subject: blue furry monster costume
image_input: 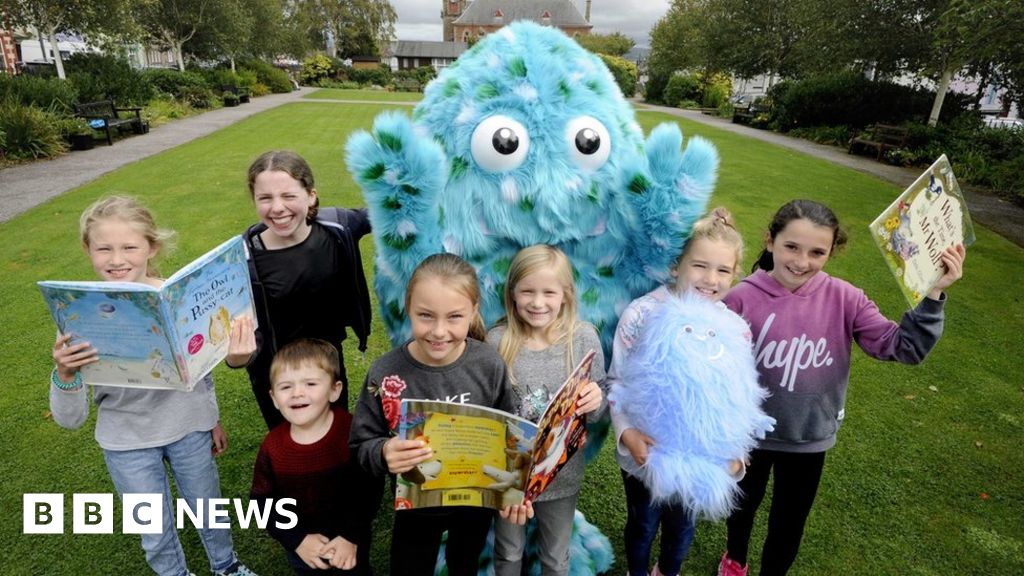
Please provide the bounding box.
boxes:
[609,292,775,520]
[346,21,718,358]
[345,21,717,575]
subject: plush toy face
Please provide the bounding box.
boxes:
[347,21,719,356]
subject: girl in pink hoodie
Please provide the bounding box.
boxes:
[717,199,965,576]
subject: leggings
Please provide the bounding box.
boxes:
[725,449,826,576]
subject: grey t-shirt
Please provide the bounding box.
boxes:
[486,323,606,501]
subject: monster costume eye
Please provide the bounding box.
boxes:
[707,329,716,338]
[682,325,694,334]
[565,116,611,173]
[471,115,530,172]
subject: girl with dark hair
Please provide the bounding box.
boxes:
[717,199,966,576]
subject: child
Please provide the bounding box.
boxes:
[349,253,518,576]
[227,150,372,429]
[487,244,606,576]
[250,338,378,575]
[717,199,966,576]
[608,207,748,576]
[49,196,256,576]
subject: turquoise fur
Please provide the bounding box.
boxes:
[609,293,775,520]
[346,22,718,357]
[433,510,613,576]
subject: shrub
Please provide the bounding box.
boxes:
[143,95,193,126]
[64,53,152,105]
[178,85,214,109]
[249,83,271,97]
[663,73,701,108]
[700,72,732,108]
[644,65,671,103]
[597,54,638,97]
[347,65,392,87]
[0,102,65,159]
[239,59,292,93]
[787,125,854,146]
[0,74,78,114]
[393,66,437,89]
[301,54,334,84]
[141,68,210,100]
[768,71,972,131]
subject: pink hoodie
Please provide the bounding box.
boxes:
[724,270,945,453]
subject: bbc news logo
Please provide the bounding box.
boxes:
[23,494,297,534]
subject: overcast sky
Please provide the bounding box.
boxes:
[389,1,672,48]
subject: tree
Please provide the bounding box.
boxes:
[295,0,396,58]
[646,0,714,102]
[134,0,218,71]
[5,0,133,79]
[576,32,635,57]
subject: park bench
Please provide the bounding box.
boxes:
[74,100,145,146]
[221,85,250,103]
[732,101,767,126]
[394,78,421,92]
[848,124,910,161]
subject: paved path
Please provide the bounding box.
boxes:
[2,93,1020,248]
[636,102,1024,248]
[0,88,311,223]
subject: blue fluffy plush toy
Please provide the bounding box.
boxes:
[609,292,775,520]
[346,21,717,357]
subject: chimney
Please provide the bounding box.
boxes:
[585,0,592,22]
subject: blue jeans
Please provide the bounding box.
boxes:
[622,471,696,576]
[493,493,578,576]
[104,430,237,576]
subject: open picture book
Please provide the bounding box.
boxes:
[394,350,597,511]
[38,235,255,391]
[868,154,976,308]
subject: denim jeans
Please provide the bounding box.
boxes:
[104,430,237,576]
[622,471,696,576]
[493,493,578,576]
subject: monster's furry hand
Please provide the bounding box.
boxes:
[347,111,447,272]
[622,123,719,289]
[346,112,448,342]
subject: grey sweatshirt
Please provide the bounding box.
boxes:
[486,323,606,501]
[49,373,219,451]
[350,338,513,478]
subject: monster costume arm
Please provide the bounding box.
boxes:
[619,124,719,294]
[345,112,448,342]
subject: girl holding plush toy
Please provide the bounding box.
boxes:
[717,199,965,576]
[608,207,773,576]
[488,244,606,576]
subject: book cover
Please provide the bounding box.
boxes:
[394,350,596,511]
[38,235,255,391]
[868,155,975,308]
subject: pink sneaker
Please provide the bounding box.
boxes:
[717,552,748,576]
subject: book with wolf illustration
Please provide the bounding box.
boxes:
[868,155,975,308]
[38,235,255,391]
[394,350,596,511]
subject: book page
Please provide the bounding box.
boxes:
[396,400,537,511]
[523,349,596,503]
[869,155,976,308]
[37,283,183,389]
[161,236,256,388]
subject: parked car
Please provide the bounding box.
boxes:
[983,116,1024,130]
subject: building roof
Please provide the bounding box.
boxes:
[454,0,590,28]
[388,40,468,59]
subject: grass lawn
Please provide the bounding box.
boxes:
[304,88,423,103]
[1,101,1021,575]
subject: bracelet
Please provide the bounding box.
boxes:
[51,368,83,390]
